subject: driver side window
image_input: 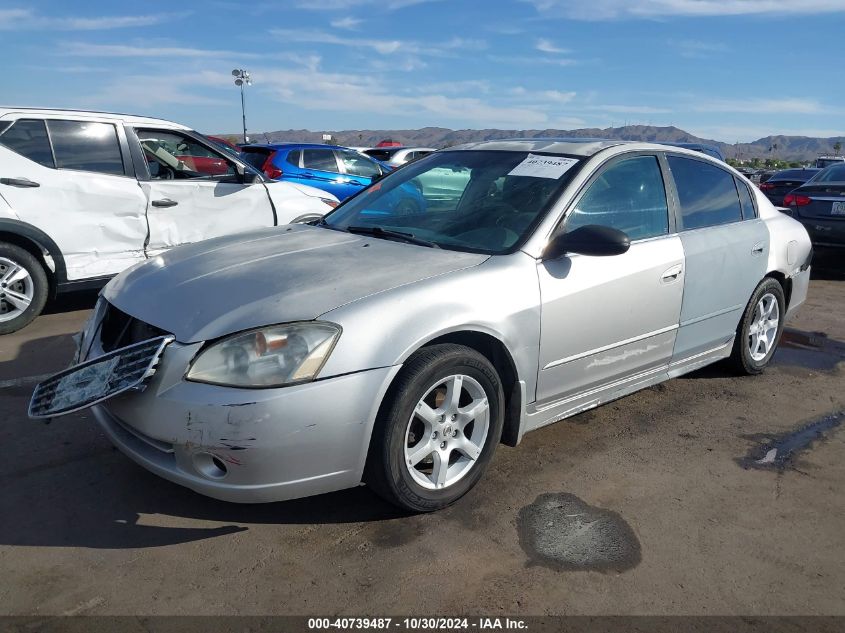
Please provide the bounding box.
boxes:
[565,155,669,241]
[137,129,235,180]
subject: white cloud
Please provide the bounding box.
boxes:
[80,71,232,108]
[0,8,181,30]
[270,28,485,56]
[669,38,729,58]
[292,0,443,10]
[331,17,363,29]
[488,54,578,67]
[535,38,570,54]
[61,42,259,60]
[690,98,834,115]
[524,0,845,19]
[584,104,673,114]
[686,124,845,143]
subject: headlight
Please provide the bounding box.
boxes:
[186,322,341,388]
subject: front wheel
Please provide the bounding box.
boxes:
[729,277,785,375]
[365,344,504,512]
[0,243,49,335]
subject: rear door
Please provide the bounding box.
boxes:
[297,148,352,199]
[666,154,768,363]
[336,149,382,196]
[131,128,275,255]
[0,115,147,280]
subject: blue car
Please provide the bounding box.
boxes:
[240,143,426,213]
[241,143,375,196]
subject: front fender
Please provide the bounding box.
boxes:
[317,252,543,404]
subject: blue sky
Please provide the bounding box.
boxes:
[1,0,844,142]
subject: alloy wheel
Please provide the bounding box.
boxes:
[748,292,780,362]
[403,374,490,490]
[0,257,34,323]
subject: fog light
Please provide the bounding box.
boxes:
[193,452,228,479]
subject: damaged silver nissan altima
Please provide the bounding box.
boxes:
[30,139,813,512]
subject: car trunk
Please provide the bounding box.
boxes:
[793,183,845,220]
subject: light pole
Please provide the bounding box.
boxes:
[232,69,251,143]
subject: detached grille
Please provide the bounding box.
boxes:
[29,336,173,419]
[100,303,169,352]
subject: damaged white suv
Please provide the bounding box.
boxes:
[0,108,338,333]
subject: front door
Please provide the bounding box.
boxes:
[536,154,684,405]
[0,116,148,280]
[133,128,275,255]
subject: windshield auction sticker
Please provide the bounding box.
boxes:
[508,153,579,179]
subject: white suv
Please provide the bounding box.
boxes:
[0,108,337,333]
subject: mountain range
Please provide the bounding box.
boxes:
[234,125,844,162]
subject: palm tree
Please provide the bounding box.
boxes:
[835,141,842,156]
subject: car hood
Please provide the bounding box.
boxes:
[103,224,488,343]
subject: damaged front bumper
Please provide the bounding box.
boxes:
[94,339,400,503]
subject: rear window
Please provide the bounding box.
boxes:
[0,119,55,168]
[240,148,272,170]
[770,169,816,181]
[302,149,339,172]
[47,120,124,176]
[814,164,845,183]
[668,155,743,230]
[735,177,757,219]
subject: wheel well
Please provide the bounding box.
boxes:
[765,271,792,308]
[421,331,522,447]
[0,231,55,294]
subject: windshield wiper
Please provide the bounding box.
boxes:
[346,225,440,248]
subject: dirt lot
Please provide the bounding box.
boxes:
[0,275,843,617]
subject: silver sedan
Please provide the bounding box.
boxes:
[30,139,812,512]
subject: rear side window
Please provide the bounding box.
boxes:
[337,150,380,178]
[0,119,55,168]
[735,177,757,219]
[47,120,124,176]
[668,156,743,230]
[302,149,339,173]
[286,149,301,167]
[566,155,669,241]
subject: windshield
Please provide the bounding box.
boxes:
[322,150,582,254]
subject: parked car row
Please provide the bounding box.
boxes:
[0,108,338,333]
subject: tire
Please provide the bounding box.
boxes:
[728,277,786,375]
[0,242,49,335]
[365,343,504,512]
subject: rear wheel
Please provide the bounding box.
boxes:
[729,277,785,375]
[365,344,504,512]
[0,243,49,335]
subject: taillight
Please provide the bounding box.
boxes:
[260,152,282,179]
[759,182,775,191]
[783,193,811,206]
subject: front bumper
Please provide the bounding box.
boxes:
[94,339,400,503]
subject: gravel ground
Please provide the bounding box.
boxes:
[0,278,842,616]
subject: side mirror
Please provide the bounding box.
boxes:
[543,225,631,260]
[235,163,262,184]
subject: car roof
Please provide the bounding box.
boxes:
[446,138,633,157]
[0,106,191,129]
[241,143,356,151]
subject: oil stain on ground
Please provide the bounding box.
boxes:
[738,410,844,471]
[517,493,641,572]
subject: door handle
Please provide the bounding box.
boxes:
[0,177,40,188]
[661,264,683,282]
[751,242,765,255]
[151,198,178,208]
